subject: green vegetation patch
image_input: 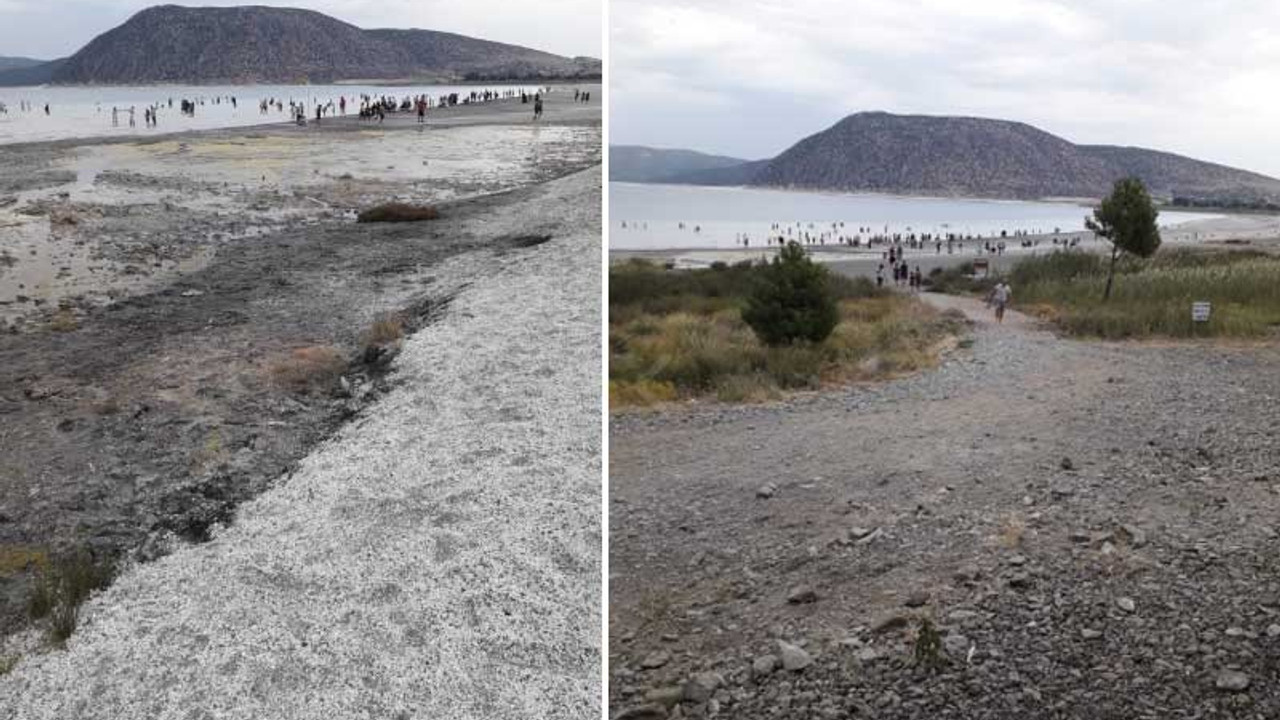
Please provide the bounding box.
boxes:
[979,249,1280,339]
[610,256,964,408]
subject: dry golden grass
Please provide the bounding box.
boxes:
[997,514,1026,549]
[48,310,78,333]
[0,545,48,578]
[610,295,961,408]
[267,345,347,393]
[363,315,405,347]
[190,429,231,472]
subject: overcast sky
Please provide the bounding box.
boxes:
[611,0,1280,177]
[0,0,600,60]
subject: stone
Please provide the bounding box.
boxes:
[682,673,722,703]
[871,614,911,634]
[1007,572,1033,590]
[849,526,874,540]
[645,686,684,709]
[1081,628,1103,640]
[614,705,667,720]
[1215,669,1250,692]
[756,484,777,499]
[1116,597,1136,613]
[1117,523,1148,547]
[778,641,813,671]
[903,590,930,608]
[943,634,970,657]
[855,527,884,545]
[1069,529,1092,543]
[1267,624,1280,638]
[1060,457,1075,471]
[640,651,671,669]
[787,586,818,605]
[752,654,779,678]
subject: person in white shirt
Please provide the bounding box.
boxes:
[992,281,1011,323]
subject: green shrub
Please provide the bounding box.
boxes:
[742,242,840,346]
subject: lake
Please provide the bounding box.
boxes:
[0,83,547,145]
[609,182,1222,250]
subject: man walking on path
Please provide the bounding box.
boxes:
[992,281,1012,323]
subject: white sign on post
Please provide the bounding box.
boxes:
[1192,301,1211,323]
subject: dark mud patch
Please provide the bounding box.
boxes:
[0,181,543,642]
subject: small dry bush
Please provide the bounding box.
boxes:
[48,310,78,333]
[997,514,1026,549]
[357,203,440,223]
[268,345,346,393]
[715,373,781,403]
[0,545,48,577]
[363,315,405,348]
[609,379,678,407]
[191,429,231,472]
[27,550,114,643]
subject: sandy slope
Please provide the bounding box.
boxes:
[2,168,601,719]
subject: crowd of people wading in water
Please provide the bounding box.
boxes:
[0,84,592,131]
[617,218,1086,256]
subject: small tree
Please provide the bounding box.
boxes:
[743,241,839,346]
[1085,177,1161,300]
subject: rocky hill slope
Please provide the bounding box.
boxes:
[645,112,1280,204]
[3,4,598,85]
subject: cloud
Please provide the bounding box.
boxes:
[0,0,600,60]
[611,0,1280,176]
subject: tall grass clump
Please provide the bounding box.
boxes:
[27,550,115,644]
[610,255,962,407]
[995,249,1280,338]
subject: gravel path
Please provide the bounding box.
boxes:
[609,290,1280,719]
[1,168,601,719]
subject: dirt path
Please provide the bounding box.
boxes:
[609,292,1280,718]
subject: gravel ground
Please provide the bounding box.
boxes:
[1,168,601,719]
[609,294,1280,719]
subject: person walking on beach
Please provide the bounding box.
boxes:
[533,95,543,121]
[991,281,1011,323]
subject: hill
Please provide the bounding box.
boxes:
[2,5,599,86]
[609,145,751,183]
[0,58,65,86]
[0,56,46,71]
[638,112,1280,205]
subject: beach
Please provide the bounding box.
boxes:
[609,211,1280,279]
[0,83,602,717]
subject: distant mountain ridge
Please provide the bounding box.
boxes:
[609,146,751,183]
[0,56,47,71]
[0,5,599,86]
[617,112,1280,205]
